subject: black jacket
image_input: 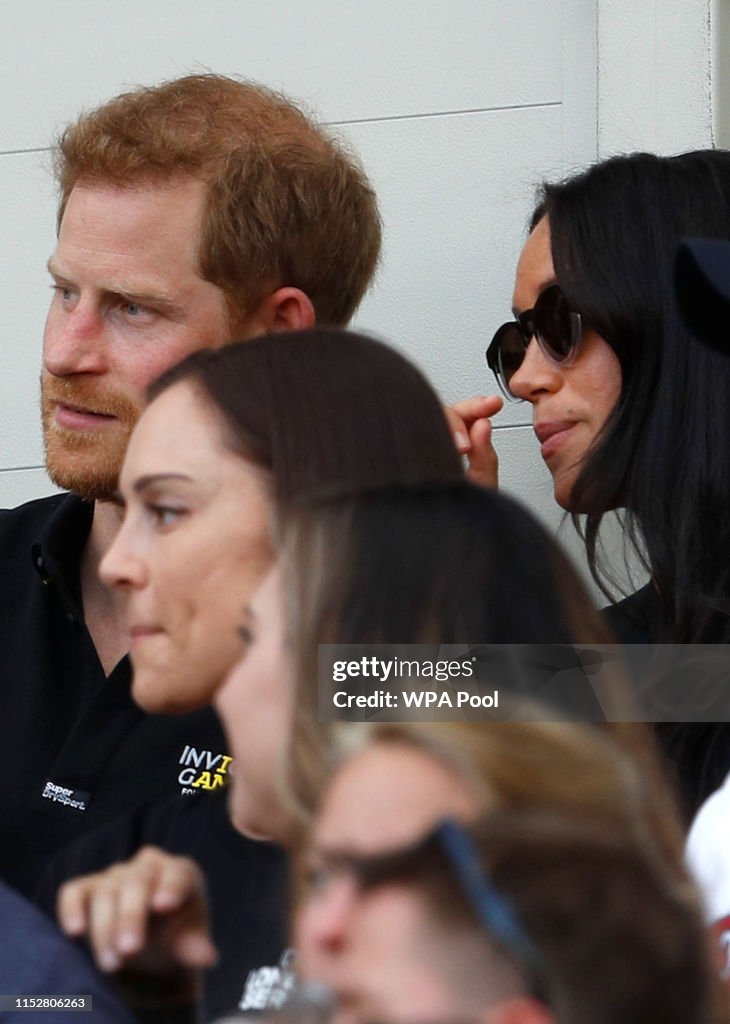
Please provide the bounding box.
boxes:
[603,584,730,819]
[35,791,290,1023]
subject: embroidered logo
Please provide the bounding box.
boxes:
[177,744,233,795]
[41,781,90,812]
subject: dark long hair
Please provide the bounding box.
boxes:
[293,483,610,647]
[534,150,730,642]
[149,327,464,502]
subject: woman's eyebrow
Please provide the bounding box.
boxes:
[133,473,193,494]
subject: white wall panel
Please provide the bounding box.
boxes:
[2,1,565,153]
[349,104,567,428]
[0,0,598,482]
[0,468,59,508]
[713,0,730,146]
[598,0,712,155]
[0,151,58,468]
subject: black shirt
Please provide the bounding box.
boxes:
[602,584,730,818]
[35,791,290,1023]
[0,493,229,897]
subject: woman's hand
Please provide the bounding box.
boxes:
[57,846,217,1003]
[445,395,503,488]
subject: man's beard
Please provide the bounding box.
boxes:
[41,375,140,502]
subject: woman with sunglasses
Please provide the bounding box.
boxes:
[457,151,730,811]
[480,150,730,646]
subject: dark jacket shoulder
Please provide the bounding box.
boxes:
[0,880,134,1023]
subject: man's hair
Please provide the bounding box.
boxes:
[54,74,381,328]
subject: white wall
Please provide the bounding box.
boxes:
[0,0,717,592]
[598,0,713,156]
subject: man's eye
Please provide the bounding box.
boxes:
[51,284,75,302]
[123,302,145,317]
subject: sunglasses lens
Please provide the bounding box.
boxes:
[534,286,581,362]
[498,325,528,386]
[487,287,582,401]
[487,323,527,399]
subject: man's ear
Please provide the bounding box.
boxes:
[486,996,553,1024]
[245,287,316,336]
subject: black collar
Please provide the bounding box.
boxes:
[31,493,95,622]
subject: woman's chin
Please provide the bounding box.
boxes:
[131,671,204,715]
[130,653,223,714]
[551,466,581,512]
[228,789,288,843]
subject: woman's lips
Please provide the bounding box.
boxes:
[129,625,163,647]
[535,421,576,460]
[55,402,117,431]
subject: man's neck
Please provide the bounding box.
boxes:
[81,500,131,676]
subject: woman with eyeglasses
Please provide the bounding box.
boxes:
[295,724,714,1024]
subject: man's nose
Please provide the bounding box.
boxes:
[43,301,108,377]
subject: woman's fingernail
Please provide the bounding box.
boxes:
[117,931,140,954]
[98,949,120,972]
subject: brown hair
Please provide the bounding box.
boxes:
[148,328,464,842]
[357,722,685,865]
[148,328,464,503]
[439,809,713,1024]
[55,74,381,328]
[281,486,682,855]
[295,728,703,1020]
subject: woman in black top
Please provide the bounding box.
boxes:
[478,151,730,811]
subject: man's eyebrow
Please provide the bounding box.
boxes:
[47,258,64,278]
[133,473,193,494]
[46,259,183,314]
[113,288,183,313]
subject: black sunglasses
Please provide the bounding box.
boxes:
[313,819,547,1002]
[486,284,583,401]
